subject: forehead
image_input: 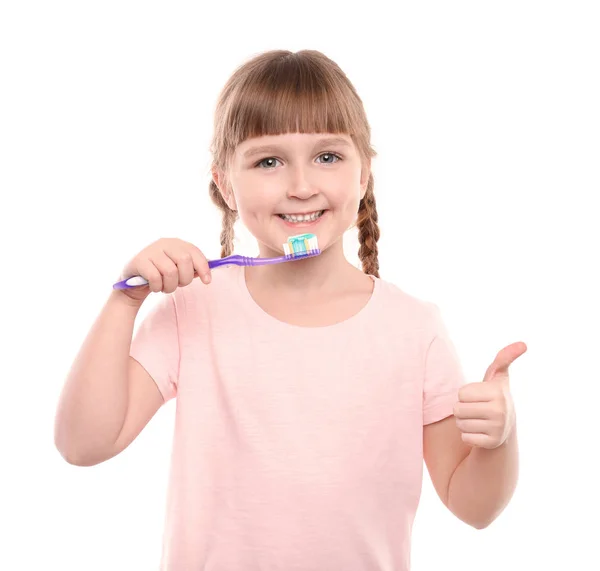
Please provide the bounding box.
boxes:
[237,133,354,158]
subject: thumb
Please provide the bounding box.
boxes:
[483,341,527,382]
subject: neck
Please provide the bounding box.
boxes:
[248,238,356,293]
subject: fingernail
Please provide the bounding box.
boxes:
[203,273,211,284]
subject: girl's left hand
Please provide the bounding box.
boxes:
[453,342,528,449]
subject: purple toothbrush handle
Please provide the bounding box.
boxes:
[113,251,319,289]
[207,254,306,268]
[207,255,253,268]
[113,255,272,289]
[113,275,150,289]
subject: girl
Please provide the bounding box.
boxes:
[54,49,523,571]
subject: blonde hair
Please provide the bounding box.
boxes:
[208,49,380,277]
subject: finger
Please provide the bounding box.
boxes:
[151,253,179,293]
[164,248,195,287]
[136,259,163,293]
[455,418,491,434]
[188,244,211,284]
[453,402,495,419]
[483,342,528,380]
[458,383,495,403]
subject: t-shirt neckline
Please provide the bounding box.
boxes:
[236,264,380,332]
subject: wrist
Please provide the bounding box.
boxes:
[108,288,147,312]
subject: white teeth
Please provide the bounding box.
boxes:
[279,210,324,223]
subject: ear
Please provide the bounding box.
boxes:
[212,167,237,211]
[359,160,371,201]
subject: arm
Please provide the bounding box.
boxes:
[424,411,520,529]
[424,340,525,528]
[447,342,525,528]
[54,290,155,465]
[447,420,519,529]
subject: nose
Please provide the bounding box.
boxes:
[286,165,319,200]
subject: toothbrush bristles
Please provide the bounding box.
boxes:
[282,234,321,259]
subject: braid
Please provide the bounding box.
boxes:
[356,172,380,277]
[209,179,237,257]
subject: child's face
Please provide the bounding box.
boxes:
[216,132,370,255]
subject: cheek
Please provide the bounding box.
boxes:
[330,185,362,212]
[235,190,277,221]
[331,170,364,205]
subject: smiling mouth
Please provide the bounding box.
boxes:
[277,210,325,223]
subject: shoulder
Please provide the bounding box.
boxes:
[373,275,440,326]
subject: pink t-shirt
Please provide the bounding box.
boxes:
[130,265,467,571]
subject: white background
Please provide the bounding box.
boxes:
[1,1,598,570]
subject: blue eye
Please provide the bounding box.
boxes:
[256,152,342,169]
[257,157,281,169]
[316,153,341,165]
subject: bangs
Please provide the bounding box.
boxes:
[216,54,364,162]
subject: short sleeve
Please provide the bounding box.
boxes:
[423,303,467,425]
[130,292,180,403]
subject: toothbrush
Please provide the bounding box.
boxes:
[113,233,320,290]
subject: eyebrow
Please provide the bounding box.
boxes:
[242,136,352,159]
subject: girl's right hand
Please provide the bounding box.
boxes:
[116,238,212,304]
